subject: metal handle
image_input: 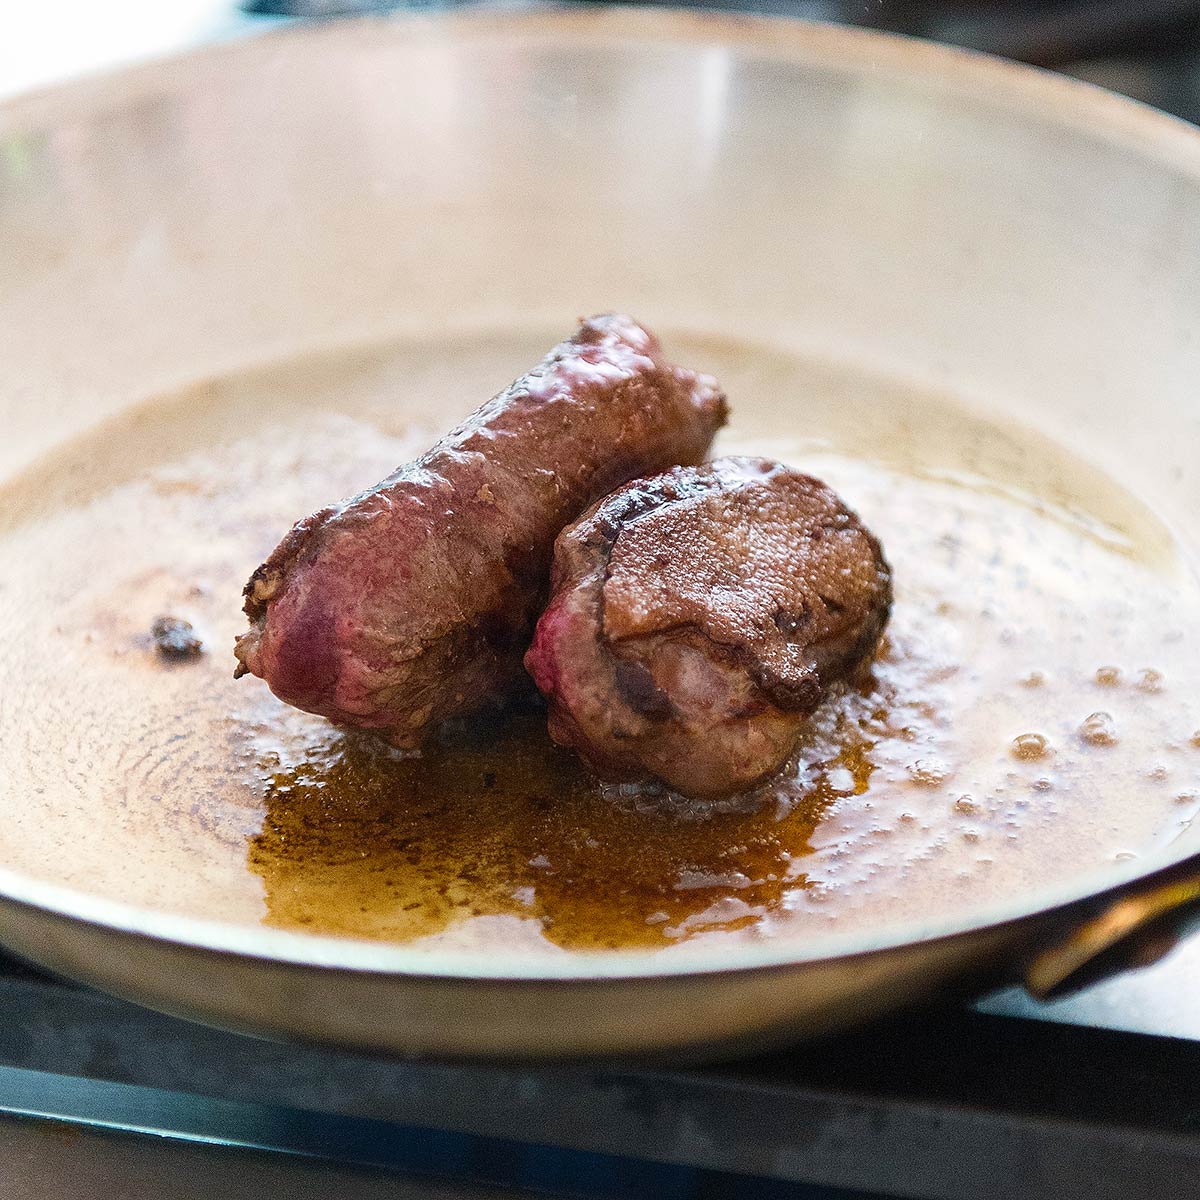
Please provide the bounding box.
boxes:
[1025,862,1200,1000]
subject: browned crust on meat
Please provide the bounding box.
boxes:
[233,315,728,738]
[526,457,892,798]
[242,505,338,623]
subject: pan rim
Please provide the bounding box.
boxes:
[3,6,1200,982]
[4,4,1200,171]
[0,848,1191,981]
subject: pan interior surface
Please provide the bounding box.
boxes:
[2,10,1200,1004]
[1,328,1198,966]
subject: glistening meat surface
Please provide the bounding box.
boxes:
[525,457,892,799]
[234,315,727,745]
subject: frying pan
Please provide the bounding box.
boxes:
[2,8,1200,1059]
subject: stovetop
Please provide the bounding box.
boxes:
[1,936,1198,1199]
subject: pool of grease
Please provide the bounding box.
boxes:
[1,330,1199,956]
[248,703,878,950]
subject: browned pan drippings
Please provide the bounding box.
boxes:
[246,710,860,950]
[1,333,1199,958]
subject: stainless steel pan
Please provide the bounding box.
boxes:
[1,9,1199,1058]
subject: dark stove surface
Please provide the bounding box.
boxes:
[0,937,1197,1200]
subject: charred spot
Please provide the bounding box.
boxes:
[151,615,203,661]
[773,604,812,638]
[241,565,270,619]
[241,505,338,620]
[753,666,823,714]
[613,659,674,721]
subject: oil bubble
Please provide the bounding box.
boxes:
[907,758,950,787]
[1011,733,1051,761]
[1136,669,1164,693]
[1079,712,1117,746]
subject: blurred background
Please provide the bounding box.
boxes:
[4,0,1200,123]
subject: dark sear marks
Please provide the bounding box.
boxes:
[525,458,892,799]
[233,315,726,748]
[229,318,891,803]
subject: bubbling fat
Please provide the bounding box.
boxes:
[0,331,1198,956]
